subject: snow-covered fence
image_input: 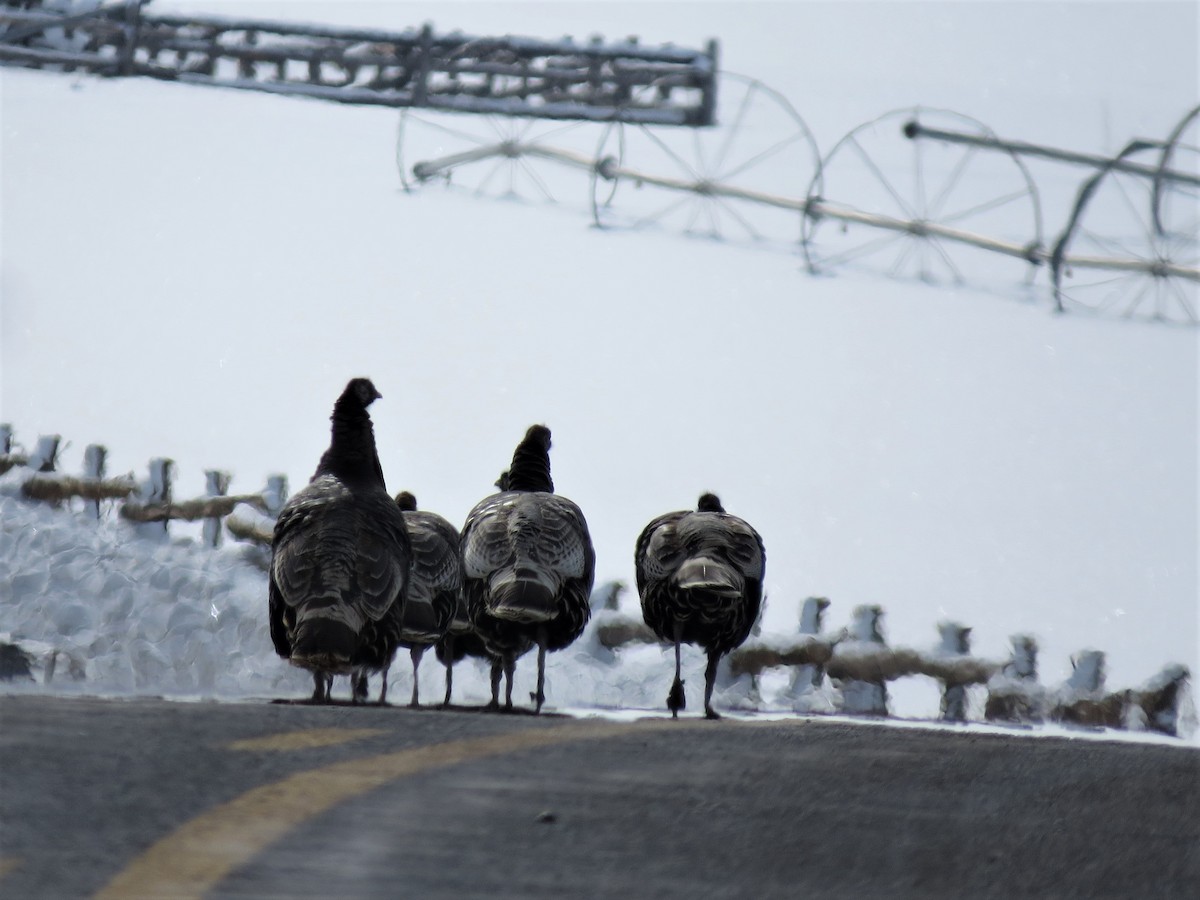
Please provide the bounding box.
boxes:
[593,595,1192,737]
[1,424,1191,735]
[0,424,287,550]
[12,434,141,512]
[1,429,60,475]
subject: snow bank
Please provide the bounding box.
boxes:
[0,476,738,710]
[0,470,307,700]
[2,477,1193,748]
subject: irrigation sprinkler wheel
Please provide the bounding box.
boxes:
[589,122,624,224]
[589,72,820,249]
[1153,105,1199,235]
[395,109,600,205]
[802,108,1042,286]
[1052,140,1198,325]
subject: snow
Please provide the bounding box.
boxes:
[1,1,1197,745]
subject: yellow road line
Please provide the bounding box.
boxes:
[0,857,20,879]
[95,718,667,900]
[226,728,386,752]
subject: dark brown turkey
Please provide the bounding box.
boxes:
[434,469,506,708]
[635,493,765,719]
[365,491,462,708]
[460,425,595,713]
[434,595,493,707]
[268,378,411,703]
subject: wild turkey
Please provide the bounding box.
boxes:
[433,471,507,708]
[268,378,411,704]
[635,493,765,719]
[380,491,461,708]
[434,596,493,707]
[460,425,595,713]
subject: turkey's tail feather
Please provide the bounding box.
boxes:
[673,557,743,597]
[289,608,361,674]
[399,597,443,643]
[487,575,557,623]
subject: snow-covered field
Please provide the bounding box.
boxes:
[1,1,1196,740]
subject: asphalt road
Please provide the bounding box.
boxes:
[0,695,1196,899]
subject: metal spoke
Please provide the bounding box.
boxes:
[718,131,807,183]
[940,189,1031,227]
[926,235,966,283]
[1167,276,1198,322]
[1071,276,1129,314]
[927,147,979,219]
[818,228,909,269]
[1121,278,1155,318]
[704,199,723,238]
[1163,225,1200,262]
[1095,279,1131,314]
[482,115,507,143]
[1078,228,1149,262]
[484,115,523,144]
[711,192,764,241]
[1154,277,1169,321]
[1159,213,1199,261]
[849,136,919,220]
[409,114,499,146]
[526,119,586,145]
[694,128,711,179]
[713,81,757,173]
[517,156,557,203]
[1112,172,1152,236]
[917,237,930,281]
[472,155,510,197]
[633,191,699,230]
[888,236,920,278]
[640,124,704,183]
[1061,271,1127,294]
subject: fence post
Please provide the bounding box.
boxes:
[985,634,1042,724]
[936,621,972,722]
[791,597,830,686]
[202,470,232,548]
[27,435,61,473]
[82,444,108,519]
[0,424,19,475]
[839,604,889,716]
[787,596,833,713]
[1050,649,1112,728]
[1008,634,1039,680]
[137,458,174,541]
[1066,649,1106,693]
[263,474,289,517]
[590,580,625,612]
[715,593,770,709]
[1139,664,1191,736]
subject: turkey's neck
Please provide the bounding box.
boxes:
[316,400,385,488]
[507,444,553,493]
